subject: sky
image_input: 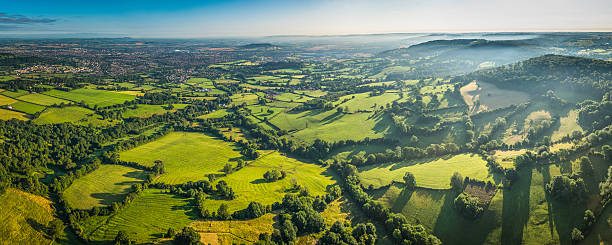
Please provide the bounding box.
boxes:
[1,0,611,37]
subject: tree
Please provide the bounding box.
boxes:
[46,219,65,241]
[173,227,201,245]
[247,201,266,218]
[584,209,596,229]
[222,163,233,174]
[217,203,231,220]
[570,227,584,242]
[454,193,483,219]
[603,145,612,161]
[166,227,177,238]
[579,157,594,176]
[114,231,132,245]
[403,172,416,190]
[450,172,464,192]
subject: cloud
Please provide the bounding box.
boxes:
[0,13,56,24]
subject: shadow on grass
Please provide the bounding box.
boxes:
[500,167,532,245]
[433,190,500,245]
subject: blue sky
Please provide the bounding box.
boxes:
[2,0,611,37]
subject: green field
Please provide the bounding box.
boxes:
[17,93,71,106]
[460,81,530,113]
[43,89,136,107]
[359,153,494,189]
[82,189,197,243]
[34,106,113,127]
[198,109,230,119]
[551,109,583,141]
[230,93,259,106]
[0,89,29,98]
[190,213,275,244]
[9,101,46,114]
[272,109,395,144]
[122,104,188,118]
[0,108,29,120]
[334,92,401,112]
[63,165,147,210]
[202,151,337,213]
[120,132,243,184]
[0,189,68,245]
[0,94,17,105]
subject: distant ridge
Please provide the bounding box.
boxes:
[238,43,278,49]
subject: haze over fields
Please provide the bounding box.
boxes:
[1,1,612,245]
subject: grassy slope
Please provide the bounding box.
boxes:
[120,132,243,184]
[17,93,70,106]
[9,101,46,114]
[83,189,197,243]
[0,189,68,245]
[121,104,187,118]
[0,94,17,105]
[34,106,113,127]
[359,154,494,189]
[190,213,275,244]
[43,89,135,107]
[0,108,29,120]
[203,151,337,213]
[63,165,147,210]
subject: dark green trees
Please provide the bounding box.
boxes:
[173,227,201,245]
[403,172,416,190]
[450,172,464,192]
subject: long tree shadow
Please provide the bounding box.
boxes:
[501,167,532,245]
[433,190,500,245]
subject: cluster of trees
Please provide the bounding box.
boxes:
[319,222,377,245]
[546,175,588,203]
[454,193,484,219]
[340,143,461,168]
[332,162,441,244]
[263,169,286,182]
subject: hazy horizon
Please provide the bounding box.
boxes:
[2,0,611,38]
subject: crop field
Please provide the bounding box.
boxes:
[0,108,29,120]
[120,132,243,184]
[34,106,113,126]
[358,153,493,189]
[17,93,70,106]
[63,164,147,210]
[82,189,197,243]
[273,92,310,102]
[460,81,529,113]
[201,151,336,213]
[0,94,17,105]
[43,88,136,107]
[0,189,67,245]
[9,101,46,114]
[122,104,188,118]
[190,213,275,244]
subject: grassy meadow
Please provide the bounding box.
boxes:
[359,153,493,189]
[43,89,136,107]
[63,165,147,210]
[119,132,243,184]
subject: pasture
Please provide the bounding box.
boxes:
[0,108,29,120]
[122,104,188,118]
[460,81,529,113]
[198,109,230,119]
[373,164,582,245]
[190,213,275,244]
[63,164,147,210]
[34,106,113,127]
[119,132,243,184]
[0,189,67,245]
[9,101,45,114]
[202,151,337,213]
[17,93,70,106]
[82,189,197,243]
[358,153,493,189]
[0,94,17,105]
[334,92,401,112]
[43,88,136,107]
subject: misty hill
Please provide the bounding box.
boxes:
[457,54,612,93]
[380,39,540,63]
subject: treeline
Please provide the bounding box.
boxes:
[331,162,441,244]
